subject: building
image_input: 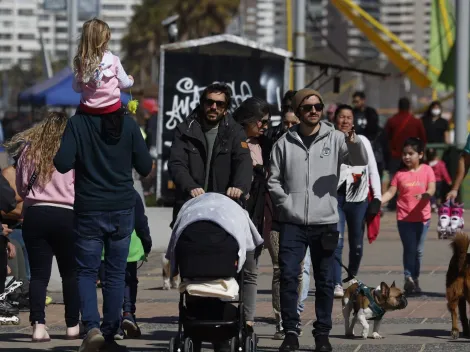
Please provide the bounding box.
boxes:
[227,0,288,49]
[0,0,140,71]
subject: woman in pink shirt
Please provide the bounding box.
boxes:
[382,138,436,295]
[10,112,79,342]
[72,18,133,115]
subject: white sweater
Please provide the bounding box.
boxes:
[337,135,382,202]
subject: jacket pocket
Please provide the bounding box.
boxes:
[279,192,305,224]
[308,194,337,224]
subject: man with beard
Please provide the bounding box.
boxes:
[268,89,368,352]
[168,83,252,226]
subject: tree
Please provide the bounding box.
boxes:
[121,0,240,82]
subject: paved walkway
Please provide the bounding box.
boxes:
[1,211,469,351]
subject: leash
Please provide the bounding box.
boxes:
[334,257,356,283]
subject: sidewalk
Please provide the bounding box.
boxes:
[0,211,468,351]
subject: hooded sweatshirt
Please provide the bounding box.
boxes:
[53,110,152,212]
[268,121,368,226]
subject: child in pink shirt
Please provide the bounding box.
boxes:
[382,138,436,295]
[72,18,133,115]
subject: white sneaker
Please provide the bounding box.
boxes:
[404,277,415,294]
[334,284,344,298]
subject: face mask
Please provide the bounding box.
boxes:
[431,108,441,116]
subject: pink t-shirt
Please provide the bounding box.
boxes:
[391,164,436,222]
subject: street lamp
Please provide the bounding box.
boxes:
[162,15,179,43]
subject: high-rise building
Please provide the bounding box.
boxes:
[0,0,140,71]
[227,0,288,49]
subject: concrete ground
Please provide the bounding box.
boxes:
[1,210,470,351]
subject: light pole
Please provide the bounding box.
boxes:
[294,0,306,90]
[68,0,78,68]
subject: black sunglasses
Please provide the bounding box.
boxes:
[204,99,227,109]
[299,103,324,113]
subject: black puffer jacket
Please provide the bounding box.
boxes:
[168,108,253,226]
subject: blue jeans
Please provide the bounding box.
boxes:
[9,228,30,281]
[333,196,368,285]
[297,248,310,315]
[75,208,134,341]
[279,223,336,336]
[397,220,430,280]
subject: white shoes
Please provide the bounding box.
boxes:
[334,284,344,298]
[32,322,50,342]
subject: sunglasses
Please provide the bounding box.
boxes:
[204,99,227,109]
[299,103,324,113]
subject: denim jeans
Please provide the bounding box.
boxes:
[9,229,30,281]
[333,196,368,285]
[397,220,430,280]
[75,208,134,341]
[297,248,311,315]
[279,223,336,336]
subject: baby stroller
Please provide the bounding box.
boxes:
[168,219,257,352]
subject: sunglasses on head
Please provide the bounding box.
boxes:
[204,99,227,109]
[299,103,324,113]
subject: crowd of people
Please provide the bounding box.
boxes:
[0,16,465,352]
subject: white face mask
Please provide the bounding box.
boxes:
[431,108,441,116]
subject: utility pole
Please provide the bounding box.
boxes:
[68,0,78,68]
[454,0,469,148]
[294,0,306,90]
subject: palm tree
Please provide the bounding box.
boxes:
[121,0,240,82]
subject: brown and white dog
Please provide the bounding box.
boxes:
[161,253,180,290]
[342,280,408,339]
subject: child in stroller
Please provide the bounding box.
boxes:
[166,193,264,352]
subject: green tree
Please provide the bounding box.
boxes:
[121,0,240,82]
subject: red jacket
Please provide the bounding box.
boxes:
[367,188,381,244]
[385,112,427,159]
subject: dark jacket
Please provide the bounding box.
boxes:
[353,106,379,141]
[168,109,252,225]
[0,172,16,215]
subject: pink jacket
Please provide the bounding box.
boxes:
[72,51,134,109]
[16,149,75,210]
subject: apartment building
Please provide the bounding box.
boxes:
[0,0,140,71]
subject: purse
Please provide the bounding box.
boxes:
[320,230,340,251]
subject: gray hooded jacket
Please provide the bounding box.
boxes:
[267,122,368,226]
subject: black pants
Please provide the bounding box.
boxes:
[22,206,80,327]
[0,235,8,293]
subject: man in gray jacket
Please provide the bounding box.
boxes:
[268,89,368,352]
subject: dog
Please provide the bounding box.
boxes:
[446,232,470,339]
[161,253,180,290]
[342,280,408,339]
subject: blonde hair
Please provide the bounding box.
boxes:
[73,18,111,83]
[3,112,69,187]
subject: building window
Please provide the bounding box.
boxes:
[18,9,33,16]
[0,33,12,39]
[18,33,35,40]
[39,14,49,21]
[102,4,125,11]
[103,16,123,22]
[56,14,67,21]
[56,27,68,33]
[39,27,49,33]
[56,39,68,44]
[0,46,12,52]
[0,59,12,64]
[0,9,12,15]
[3,21,12,27]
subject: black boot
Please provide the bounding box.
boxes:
[279,332,299,352]
[314,335,332,352]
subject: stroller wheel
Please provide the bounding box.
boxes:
[169,337,176,352]
[230,337,238,352]
[244,334,256,352]
[184,337,193,352]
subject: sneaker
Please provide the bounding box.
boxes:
[78,328,105,352]
[404,277,415,294]
[121,313,141,339]
[334,285,344,298]
[279,332,299,352]
[314,335,332,352]
[414,279,422,294]
[99,341,129,351]
[114,328,125,340]
[273,324,285,340]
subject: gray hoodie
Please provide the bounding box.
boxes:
[267,122,368,226]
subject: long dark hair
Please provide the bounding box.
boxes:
[423,100,442,119]
[232,97,270,127]
[400,137,425,170]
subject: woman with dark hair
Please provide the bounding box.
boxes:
[333,104,382,298]
[232,96,270,333]
[421,101,450,144]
